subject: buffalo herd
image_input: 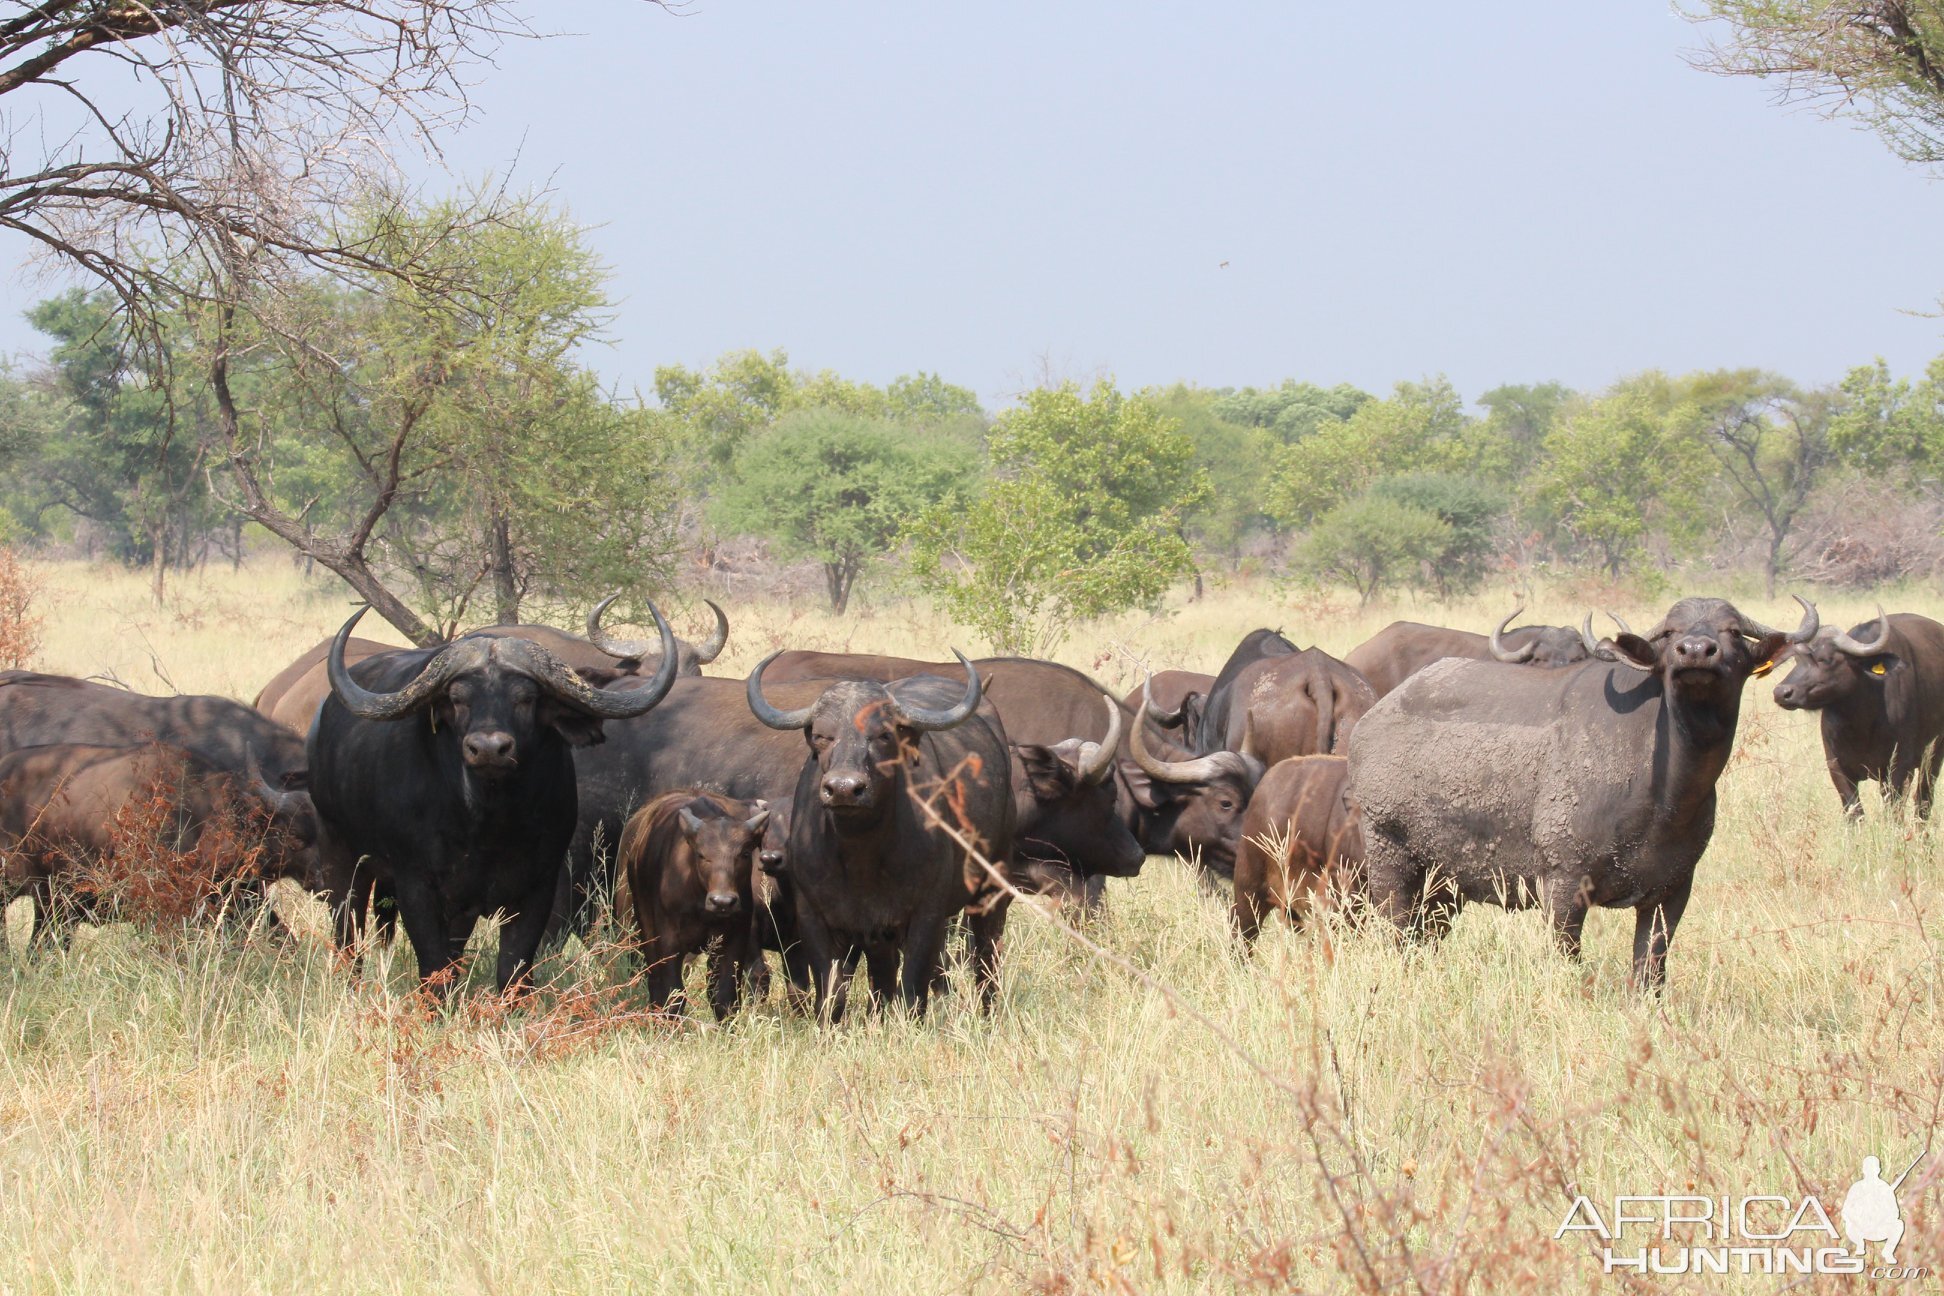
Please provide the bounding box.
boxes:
[0,591,1936,1008]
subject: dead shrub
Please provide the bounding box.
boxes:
[0,545,42,668]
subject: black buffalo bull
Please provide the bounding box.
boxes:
[1772,609,1944,818]
[748,653,1014,1017]
[1348,596,1819,991]
[1343,608,1595,700]
[253,597,727,734]
[308,603,678,993]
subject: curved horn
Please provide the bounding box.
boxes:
[1489,607,1536,663]
[1829,605,1891,657]
[1741,594,1820,645]
[1078,692,1121,786]
[506,601,679,719]
[692,600,729,664]
[585,592,651,660]
[1130,689,1247,784]
[1143,669,1187,728]
[1579,613,1601,656]
[1605,610,1634,637]
[746,650,818,731]
[326,606,469,720]
[888,650,982,731]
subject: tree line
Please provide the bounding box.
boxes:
[2,199,1943,656]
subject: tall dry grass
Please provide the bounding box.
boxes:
[0,558,1937,1292]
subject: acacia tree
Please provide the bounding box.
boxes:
[0,1,665,641]
[1686,370,1838,596]
[207,197,676,643]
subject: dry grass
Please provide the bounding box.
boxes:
[1,557,1939,1293]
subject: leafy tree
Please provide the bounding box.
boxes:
[1368,473,1507,597]
[1830,355,1944,477]
[1299,493,1452,606]
[1214,379,1372,443]
[1689,2,1944,171]
[1530,374,1712,576]
[909,380,1212,655]
[714,409,975,612]
[1470,381,1574,482]
[211,194,679,642]
[1267,377,1472,525]
[888,372,985,421]
[653,349,798,480]
[1147,385,1279,572]
[17,291,218,602]
[1684,369,1837,595]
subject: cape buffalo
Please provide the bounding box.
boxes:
[1231,755,1363,944]
[1347,597,1818,991]
[0,671,309,786]
[1119,670,1214,742]
[0,741,315,939]
[1196,633,1376,766]
[1772,609,1944,818]
[759,650,1250,881]
[1123,679,1265,878]
[748,654,1013,1017]
[253,598,726,734]
[308,603,677,994]
[615,789,770,1017]
[1344,608,1596,699]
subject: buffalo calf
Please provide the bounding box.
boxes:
[1231,755,1363,944]
[617,790,770,1017]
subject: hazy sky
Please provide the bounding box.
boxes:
[5,2,1943,408]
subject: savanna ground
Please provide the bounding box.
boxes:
[1,559,1939,1293]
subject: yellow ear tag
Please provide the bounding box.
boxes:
[1752,659,1775,678]
[1870,662,1888,676]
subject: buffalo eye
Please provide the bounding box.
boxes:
[1218,797,1235,812]
[810,732,834,752]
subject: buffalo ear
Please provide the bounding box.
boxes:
[541,699,607,748]
[574,665,629,688]
[1013,744,1073,801]
[1747,632,1790,673]
[279,770,310,792]
[1120,761,1164,811]
[1606,633,1660,670]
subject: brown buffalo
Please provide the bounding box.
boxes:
[0,742,316,939]
[615,790,770,1017]
[1121,670,1215,741]
[1197,639,1376,766]
[1231,755,1362,944]
[1344,608,1595,699]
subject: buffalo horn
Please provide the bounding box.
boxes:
[1129,681,1248,784]
[326,606,476,720]
[888,650,983,731]
[746,651,818,731]
[1489,607,1536,663]
[509,602,678,718]
[1741,595,1820,645]
[692,600,729,663]
[1829,605,1891,657]
[1077,692,1121,786]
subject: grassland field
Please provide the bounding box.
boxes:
[0,558,1938,1293]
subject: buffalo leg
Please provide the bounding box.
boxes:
[392,874,463,995]
[493,873,560,995]
[1828,760,1864,819]
[899,918,950,1017]
[1631,875,1693,994]
[1545,876,1592,961]
[863,943,900,1009]
[966,897,1010,1008]
[706,930,749,1020]
[1079,873,1107,914]
[792,904,847,1024]
[644,939,686,1015]
[1230,838,1271,945]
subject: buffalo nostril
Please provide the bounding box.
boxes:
[463,732,515,763]
[759,851,785,874]
[705,892,740,914]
